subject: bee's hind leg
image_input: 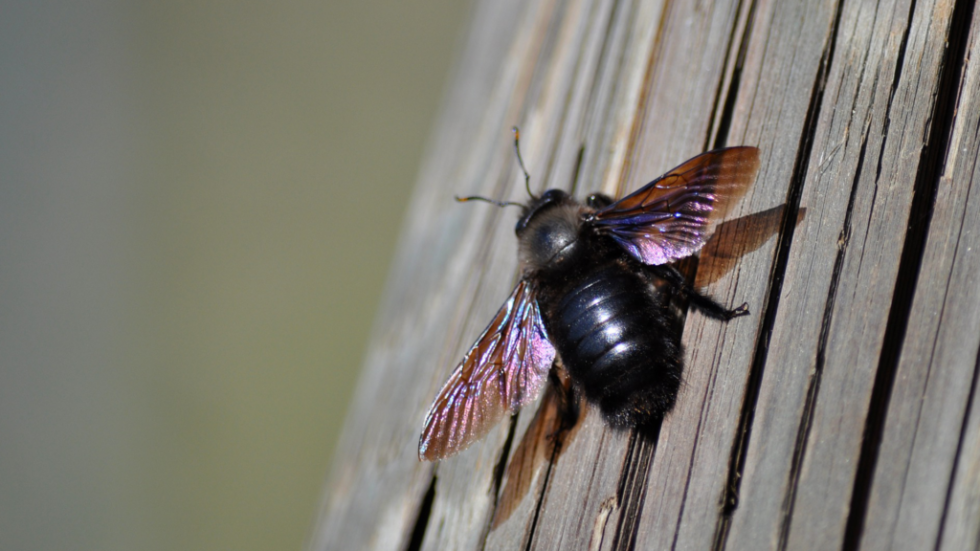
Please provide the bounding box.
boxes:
[645,264,750,321]
[547,368,580,436]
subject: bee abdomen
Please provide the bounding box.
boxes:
[549,264,682,428]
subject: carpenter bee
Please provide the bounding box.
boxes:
[419,130,760,461]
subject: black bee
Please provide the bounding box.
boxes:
[419,130,760,460]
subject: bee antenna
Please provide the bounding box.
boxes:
[455,195,523,209]
[512,126,536,200]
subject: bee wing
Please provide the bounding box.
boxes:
[419,278,556,461]
[591,147,760,265]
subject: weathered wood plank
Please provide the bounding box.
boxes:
[485,3,668,548]
[727,0,960,549]
[862,6,980,550]
[307,1,535,548]
[526,410,634,550]
[312,0,976,548]
[782,1,959,548]
[940,357,980,550]
[416,0,608,547]
[421,0,684,547]
[491,1,660,548]
[636,0,841,548]
[522,2,758,549]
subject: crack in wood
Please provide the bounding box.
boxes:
[842,0,979,548]
[485,414,521,542]
[776,123,872,551]
[405,476,438,551]
[590,496,619,551]
[708,0,757,151]
[610,431,655,551]
[523,438,560,551]
[712,2,847,550]
[773,5,850,549]
[936,340,980,549]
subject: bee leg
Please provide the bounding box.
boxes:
[646,264,750,321]
[686,290,750,321]
[547,369,580,437]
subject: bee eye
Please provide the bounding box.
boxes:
[516,189,570,235]
[586,193,613,209]
[541,189,568,202]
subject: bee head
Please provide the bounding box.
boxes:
[516,189,584,272]
[515,189,568,233]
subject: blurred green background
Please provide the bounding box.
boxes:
[0,1,469,550]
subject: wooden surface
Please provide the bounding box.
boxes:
[309,0,980,549]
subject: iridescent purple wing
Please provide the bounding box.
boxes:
[590,147,760,265]
[419,279,555,461]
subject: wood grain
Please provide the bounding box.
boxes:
[728,0,962,549]
[310,0,980,549]
[862,5,980,550]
